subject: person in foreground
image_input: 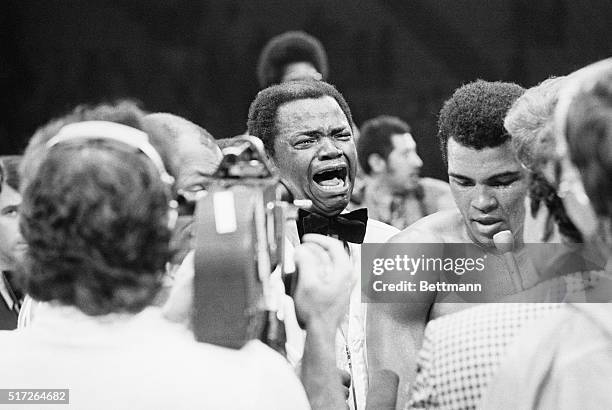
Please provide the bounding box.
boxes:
[0,103,353,410]
[480,58,612,410]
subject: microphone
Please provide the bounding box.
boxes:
[493,230,524,292]
[366,369,399,410]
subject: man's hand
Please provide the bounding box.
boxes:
[162,250,195,325]
[293,234,354,330]
[293,234,354,410]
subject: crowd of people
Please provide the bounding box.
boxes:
[1,30,611,409]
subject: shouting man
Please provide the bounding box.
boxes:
[247,80,398,409]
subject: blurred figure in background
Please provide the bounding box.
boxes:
[143,113,222,267]
[357,115,454,229]
[0,156,25,330]
[256,31,329,89]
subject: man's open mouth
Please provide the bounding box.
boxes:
[312,165,348,188]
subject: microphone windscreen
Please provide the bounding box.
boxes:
[493,230,514,253]
[366,369,399,410]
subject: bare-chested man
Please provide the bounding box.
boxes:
[367,80,527,407]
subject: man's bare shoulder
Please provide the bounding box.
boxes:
[420,177,456,211]
[420,177,451,194]
[365,218,399,243]
[389,209,467,243]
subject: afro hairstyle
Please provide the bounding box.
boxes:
[256,31,329,89]
[438,80,525,163]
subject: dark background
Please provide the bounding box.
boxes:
[2,0,611,180]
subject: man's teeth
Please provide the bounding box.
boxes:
[318,177,343,186]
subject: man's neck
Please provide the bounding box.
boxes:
[370,174,394,194]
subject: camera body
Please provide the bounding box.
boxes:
[191,136,306,351]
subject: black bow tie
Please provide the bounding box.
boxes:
[297,208,368,244]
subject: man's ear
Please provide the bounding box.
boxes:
[368,153,387,174]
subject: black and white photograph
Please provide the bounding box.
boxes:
[1,1,612,409]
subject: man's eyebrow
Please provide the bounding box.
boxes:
[485,171,522,181]
[288,126,349,140]
[289,130,321,139]
[1,204,19,214]
[448,173,472,180]
[331,126,350,134]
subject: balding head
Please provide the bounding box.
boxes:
[144,113,222,194]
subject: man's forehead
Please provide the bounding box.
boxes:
[276,96,348,128]
[447,139,522,177]
[0,184,21,207]
[175,135,221,184]
[281,62,321,82]
[391,133,416,150]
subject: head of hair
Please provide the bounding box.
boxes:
[564,66,612,218]
[357,116,411,175]
[20,101,176,315]
[438,80,525,163]
[247,80,353,157]
[23,100,176,188]
[503,76,582,241]
[505,77,567,170]
[0,156,22,191]
[256,31,329,89]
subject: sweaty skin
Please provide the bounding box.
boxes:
[367,139,530,409]
[446,139,527,249]
[272,96,357,217]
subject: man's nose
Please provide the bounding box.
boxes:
[411,153,423,168]
[317,138,342,160]
[472,185,497,212]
